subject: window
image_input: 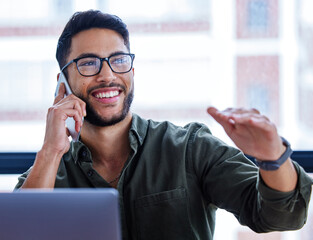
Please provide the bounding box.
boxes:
[0,0,312,239]
[247,0,269,31]
[237,56,279,123]
[237,0,278,38]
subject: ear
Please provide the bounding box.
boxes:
[57,73,60,81]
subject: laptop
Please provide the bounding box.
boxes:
[0,189,121,240]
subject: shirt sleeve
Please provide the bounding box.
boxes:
[189,123,313,233]
[14,167,32,189]
[255,161,313,232]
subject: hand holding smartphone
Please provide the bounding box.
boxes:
[54,72,83,142]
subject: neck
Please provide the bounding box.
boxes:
[80,112,132,171]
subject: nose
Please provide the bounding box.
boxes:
[96,61,116,82]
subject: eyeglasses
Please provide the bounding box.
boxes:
[61,53,135,76]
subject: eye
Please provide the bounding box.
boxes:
[77,58,98,67]
[111,55,129,65]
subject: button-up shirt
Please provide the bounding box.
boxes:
[15,114,313,240]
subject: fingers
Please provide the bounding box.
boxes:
[52,86,86,135]
[207,106,236,136]
[207,106,275,134]
[56,98,86,131]
[207,106,283,159]
[207,107,264,125]
[62,108,84,130]
[207,106,229,125]
[54,84,86,116]
[231,113,274,132]
[54,83,66,105]
[54,84,86,117]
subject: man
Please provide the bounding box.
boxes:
[16,10,312,239]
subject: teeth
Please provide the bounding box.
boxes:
[96,91,119,99]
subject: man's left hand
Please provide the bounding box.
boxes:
[207,106,286,161]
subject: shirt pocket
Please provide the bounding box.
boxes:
[134,187,195,240]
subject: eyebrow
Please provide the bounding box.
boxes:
[75,51,129,59]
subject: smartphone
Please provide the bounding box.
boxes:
[54,72,83,142]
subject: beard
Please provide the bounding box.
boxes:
[77,83,134,127]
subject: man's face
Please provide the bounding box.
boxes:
[66,28,134,127]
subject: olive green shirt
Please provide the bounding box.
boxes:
[16,114,313,240]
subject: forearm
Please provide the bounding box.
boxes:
[21,148,63,189]
[259,158,298,192]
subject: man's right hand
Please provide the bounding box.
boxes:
[42,82,86,157]
[20,82,86,189]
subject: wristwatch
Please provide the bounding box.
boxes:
[255,137,293,171]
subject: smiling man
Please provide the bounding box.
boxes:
[70,29,135,128]
[15,10,313,240]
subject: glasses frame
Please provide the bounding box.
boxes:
[61,53,135,76]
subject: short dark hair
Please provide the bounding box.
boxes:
[56,10,130,70]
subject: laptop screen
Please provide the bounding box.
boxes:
[0,189,121,240]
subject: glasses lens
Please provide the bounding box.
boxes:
[76,57,101,76]
[109,54,132,73]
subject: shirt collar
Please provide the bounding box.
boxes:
[129,113,148,147]
[71,141,92,164]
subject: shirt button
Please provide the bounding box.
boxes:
[87,170,94,177]
[81,150,87,158]
[79,149,88,161]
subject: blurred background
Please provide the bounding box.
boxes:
[0,0,312,239]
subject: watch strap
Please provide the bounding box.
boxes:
[255,137,293,171]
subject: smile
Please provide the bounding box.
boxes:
[95,90,119,99]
